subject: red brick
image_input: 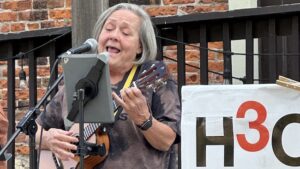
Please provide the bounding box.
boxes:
[20,11,48,21]
[208,60,223,72]
[40,78,48,88]
[35,78,41,88]
[163,0,195,5]
[1,90,7,100]
[164,50,177,61]
[2,69,6,78]
[207,51,216,60]
[186,61,200,72]
[0,23,10,33]
[207,42,224,60]
[33,0,47,9]
[145,6,178,17]
[0,79,7,89]
[15,111,26,122]
[15,89,29,100]
[41,21,55,28]
[2,1,31,11]
[19,10,48,21]
[201,0,228,3]
[27,23,40,30]
[54,20,72,27]
[47,0,64,9]
[212,3,228,11]
[15,133,27,144]
[18,11,31,21]
[186,73,200,84]
[37,88,46,100]
[208,42,223,49]
[16,144,29,155]
[66,0,72,7]
[49,9,71,19]
[201,0,213,3]
[164,49,200,61]
[0,100,7,110]
[180,5,213,13]
[37,67,50,76]
[216,52,223,60]
[208,72,224,83]
[30,11,49,21]
[0,12,17,22]
[165,62,178,74]
[186,50,200,61]
[11,23,25,32]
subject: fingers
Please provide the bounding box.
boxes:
[52,146,76,161]
[114,87,150,121]
[47,128,78,160]
[121,87,143,102]
[112,91,124,106]
[55,130,78,144]
[112,88,142,109]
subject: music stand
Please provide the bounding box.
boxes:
[61,53,114,169]
[61,53,114,125]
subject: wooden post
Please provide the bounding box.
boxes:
[72,0,109,47]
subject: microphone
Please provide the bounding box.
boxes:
[66,38,98,54]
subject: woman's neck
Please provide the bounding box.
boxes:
[109,64,133,85]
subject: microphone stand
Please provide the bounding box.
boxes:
[0,74,64,169]
[76,88,86,169]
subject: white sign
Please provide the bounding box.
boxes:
[181,84,300,169]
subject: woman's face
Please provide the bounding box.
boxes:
[98,9,142,70]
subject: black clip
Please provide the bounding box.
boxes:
[71,141,106,157]
[85,142,106,156]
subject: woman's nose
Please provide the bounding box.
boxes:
[109,29,120,41]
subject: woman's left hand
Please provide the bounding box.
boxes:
[112,87,150,125]
[113,87,176,151]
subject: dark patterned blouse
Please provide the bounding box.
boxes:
[37,60,181,169]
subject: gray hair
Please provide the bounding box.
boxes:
[92,3,157,64]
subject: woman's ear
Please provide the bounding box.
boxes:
[136,44,142,60]
[137,42,142,55]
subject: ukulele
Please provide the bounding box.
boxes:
[39,62,168,169]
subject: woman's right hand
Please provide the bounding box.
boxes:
[45,128,79,160]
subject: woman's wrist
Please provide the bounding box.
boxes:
[137,114,153,131]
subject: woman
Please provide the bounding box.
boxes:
[37,3,181,169]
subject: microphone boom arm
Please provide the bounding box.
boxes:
[0,74,64,169]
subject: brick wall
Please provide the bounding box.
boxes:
[143,0,228,84]
[0,0,71,167]
[0,0,71,33]
[0,0,228,168]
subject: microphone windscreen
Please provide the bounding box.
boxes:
[84,38,98,53]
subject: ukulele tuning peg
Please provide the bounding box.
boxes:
[146,84,154,91]
[158,79,167,85]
